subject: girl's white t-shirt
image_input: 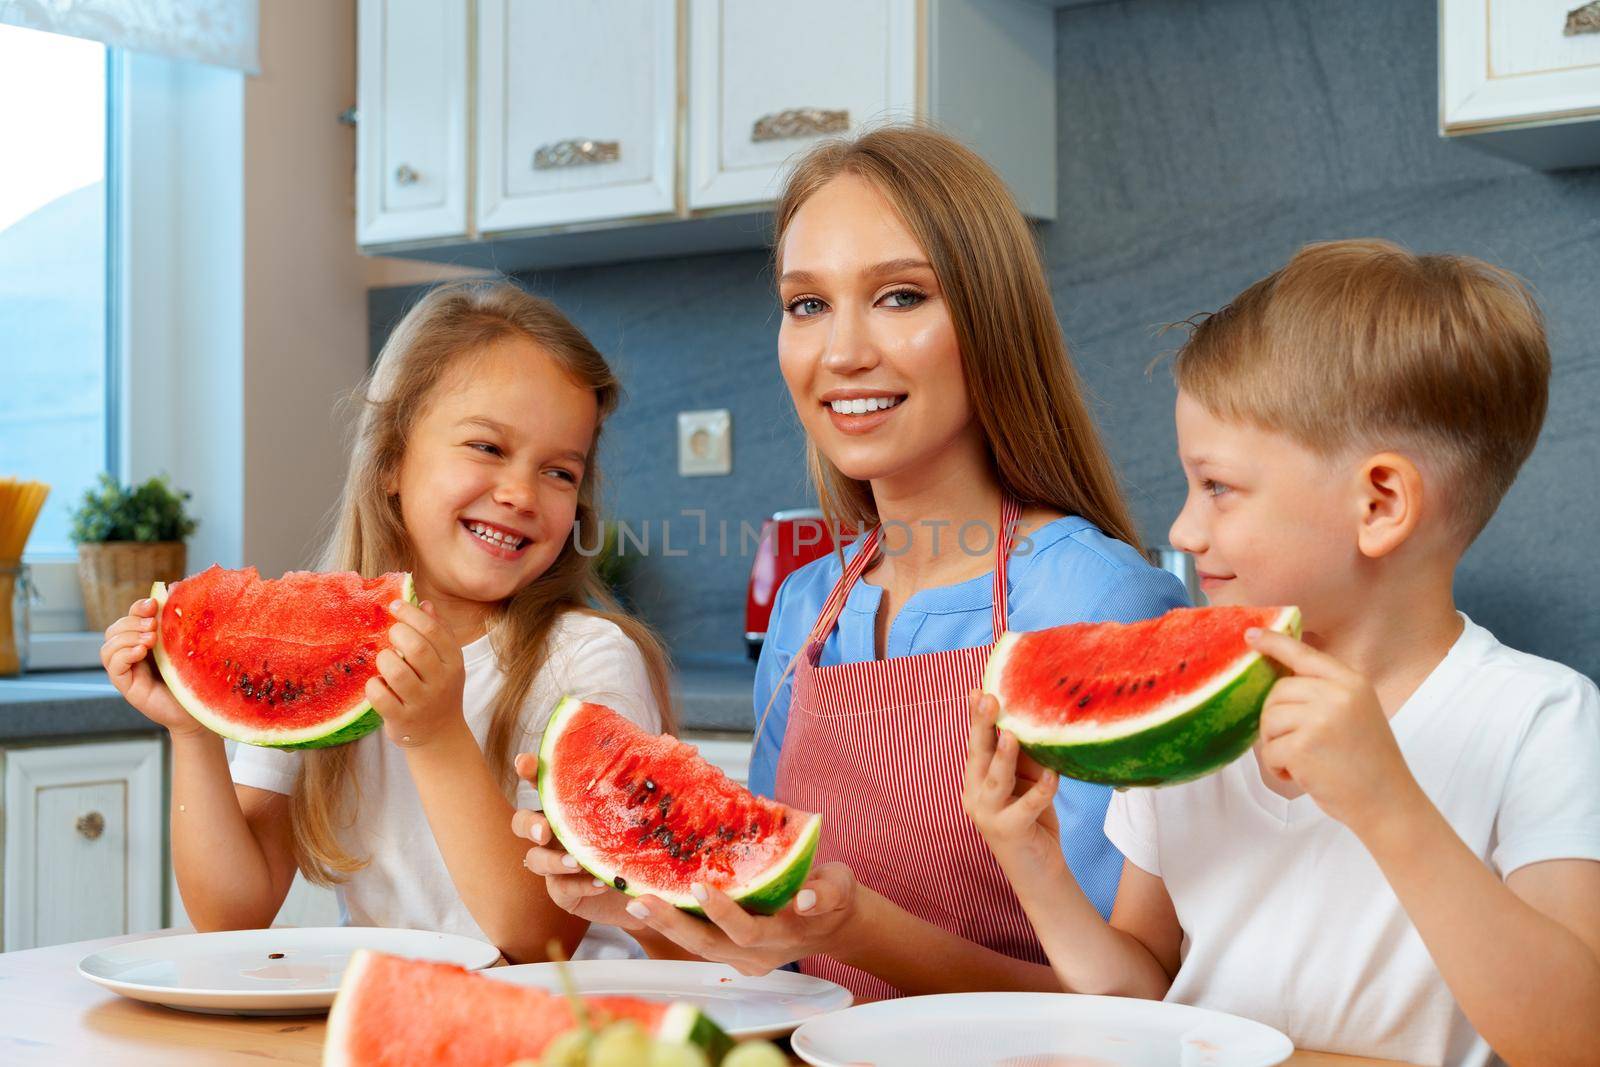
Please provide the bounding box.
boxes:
[1104,614,1600,1067]
[229,609,661,959]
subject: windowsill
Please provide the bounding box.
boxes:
[24,632,105,672]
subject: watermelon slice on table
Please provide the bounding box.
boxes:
[151,565,416,749]
[322,949,732,1067]
[538,698,821,914]
[982,605,1301,787]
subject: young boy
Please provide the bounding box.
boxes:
[964,239,1600,1066]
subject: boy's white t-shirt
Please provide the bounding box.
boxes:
[1104,614,1600,1067]
[229,609,661,959]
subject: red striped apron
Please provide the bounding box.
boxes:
[772,497,1047,1000]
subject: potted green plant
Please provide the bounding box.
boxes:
[69,474,198,632]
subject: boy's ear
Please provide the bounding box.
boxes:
[1355,452,1424,559]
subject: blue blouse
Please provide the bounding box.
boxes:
[750,515,1190,919]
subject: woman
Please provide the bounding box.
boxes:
[515,125,1187,996]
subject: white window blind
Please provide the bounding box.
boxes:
[0,0,257,73]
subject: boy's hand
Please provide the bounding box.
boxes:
[1247,628,1423,834]
[963,690,1066,873]
[370,600,467,748]
[100,598,206,737]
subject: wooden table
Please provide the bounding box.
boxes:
[0,931,1424,1066]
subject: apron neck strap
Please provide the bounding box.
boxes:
[805,495,1023,649]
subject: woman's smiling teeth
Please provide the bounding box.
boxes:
[464,520,527,550]
[828,395,904,415]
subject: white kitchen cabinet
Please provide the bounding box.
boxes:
[688,0,1056,218]
[358,0,1056,267]
[2,738,164,951]
[356,0,470,244]
[476,0,678,233]
[1440,0,1600,168]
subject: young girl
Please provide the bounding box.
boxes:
[99,282,673,964]
[516,125,1188,997]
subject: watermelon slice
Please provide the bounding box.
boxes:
[538,698,821,914]
[151,565,416,749]
[323,949,732,1067]
[983,605,1301,787]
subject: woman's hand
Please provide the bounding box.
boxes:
[100,598,204,736]
[963,691,1066,874]
[369,600,467,748]
[622,863,859,977]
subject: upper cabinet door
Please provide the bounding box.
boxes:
[1440,0,1600,168]
[356,0,469,245]
[687,0,918,210]
[477,0,678,233]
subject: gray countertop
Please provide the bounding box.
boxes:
[0,658,759,745]
[0,669,163,744]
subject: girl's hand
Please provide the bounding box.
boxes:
[1248,628,1423,835]
[963,691,1065,873]
[369,600,467,748]
[99,598,204,736]
[622,863,859,977]
[510,752,648,932]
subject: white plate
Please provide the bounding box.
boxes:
[791,992,1293,1067]
[485,959,852,1039]
[78,927,502,1016]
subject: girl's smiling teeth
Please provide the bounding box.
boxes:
[827,395,905,415]
[462,519,529,553]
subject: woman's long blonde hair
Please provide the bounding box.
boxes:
[771,124,1140,549]
[293,281,675,885]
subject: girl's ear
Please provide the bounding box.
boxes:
[1355,451,1424,559]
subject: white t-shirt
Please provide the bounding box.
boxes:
[230,609,661,959]
[1104,614,1600,1067]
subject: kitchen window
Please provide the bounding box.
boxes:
[0,23,116,644]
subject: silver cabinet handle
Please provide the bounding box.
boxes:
[751,107,850,143]
[533,139,621,170]
[394,164,420,186]
[76,812,105,840]
[1566,1,1600,36]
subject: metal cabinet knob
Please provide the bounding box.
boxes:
[394,164,420,186]
[76,811,106,840]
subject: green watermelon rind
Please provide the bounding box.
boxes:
[986,606,1301,788]
[150,572,416,749]
[538,695,823,915]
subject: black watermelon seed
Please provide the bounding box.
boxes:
[1077,695,1092,709]
[1179,660,1187,672]
[613,876,627,891]
[1067,682,1080,696]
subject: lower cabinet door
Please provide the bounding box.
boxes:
[2,738,164,951]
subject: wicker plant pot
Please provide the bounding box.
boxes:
[77,542,187,633]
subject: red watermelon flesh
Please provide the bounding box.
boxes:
[538,698,821,913]
[151,565,414,748]
[983,605,1300,787]
[322,950,729,1067]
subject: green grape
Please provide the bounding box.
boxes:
[538,1029,590,1067]
[719,1040,790,1067]
[588,1020,652,1067]
[646,1039,711,1067]
[645,1039,711,1067]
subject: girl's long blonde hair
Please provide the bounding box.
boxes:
[293,281,675,885]
[771,124,1141,550]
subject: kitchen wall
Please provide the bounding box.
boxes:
[370,0,1600,680]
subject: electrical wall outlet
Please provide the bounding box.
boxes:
[677,409,732,476]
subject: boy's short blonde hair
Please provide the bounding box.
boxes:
[1173,239,1550,542]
